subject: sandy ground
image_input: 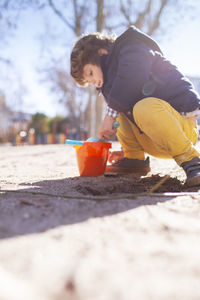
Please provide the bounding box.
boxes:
[0,142,200,300]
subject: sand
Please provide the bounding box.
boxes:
[0,143,200,300]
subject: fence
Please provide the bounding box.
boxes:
[12,133,67,146]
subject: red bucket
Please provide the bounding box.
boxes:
[74,142,112,176]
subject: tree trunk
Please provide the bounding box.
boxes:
[95,93,105,134]
[93,0,105,135]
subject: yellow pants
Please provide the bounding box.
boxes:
[116,98,200,165]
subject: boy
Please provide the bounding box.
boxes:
[70,26,200,187]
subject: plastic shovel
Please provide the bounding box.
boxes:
[65,121,120,145]
[65,139,84,145]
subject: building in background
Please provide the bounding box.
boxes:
[11,112,31,135]
[0,93,13,142]
[0,91,31,143]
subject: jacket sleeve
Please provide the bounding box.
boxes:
[106,106,119,118]
[107,44,154,112]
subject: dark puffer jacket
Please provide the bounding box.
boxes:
[100,26,200,124]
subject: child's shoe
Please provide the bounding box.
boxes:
[181,157,200,186]
[105,157,150,175]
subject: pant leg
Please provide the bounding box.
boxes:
[133,97,199,165]
[116,113,146,160]
[117,112,174,160]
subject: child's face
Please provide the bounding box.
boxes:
[83,64,103,88]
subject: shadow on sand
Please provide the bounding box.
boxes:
[0,174,199,239]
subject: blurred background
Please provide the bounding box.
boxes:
[0,0,200,145]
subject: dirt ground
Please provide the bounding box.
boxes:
[0,142,200,300]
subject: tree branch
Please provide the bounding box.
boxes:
[47,0,75,32]
[119,0,132,25]
[147,0,170,35]
[0,57,11,64]
[134,0,152,29]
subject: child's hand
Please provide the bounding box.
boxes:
[108,151,124,164]
[98,115,117,140]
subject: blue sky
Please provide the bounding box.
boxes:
[160,18,200,77]
[2,3,200,117]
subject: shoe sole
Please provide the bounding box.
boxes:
[105,166,151,176]
[186,175,200,187]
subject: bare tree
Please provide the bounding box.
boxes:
[118,0,170,35]
[47,0,89,36]
[44,0,103,136]
[106,0,196,36]
[0,0,32,111]
[94,0,106,135]
[45,60,89,132]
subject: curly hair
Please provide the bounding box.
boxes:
[70,32,115,86]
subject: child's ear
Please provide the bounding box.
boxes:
[98,48,108,55]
